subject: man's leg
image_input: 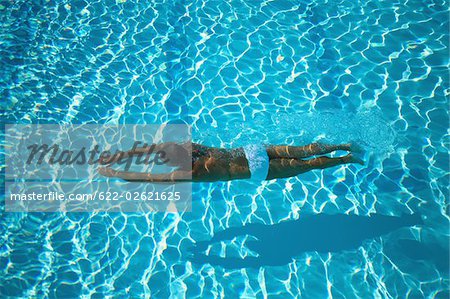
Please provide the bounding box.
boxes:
[266,154,363,180]
[302,154,363,169]
[266,143,353,159]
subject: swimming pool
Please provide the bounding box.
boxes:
[1,0,449,297]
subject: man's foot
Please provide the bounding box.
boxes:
[349,142,364,153]
[347,153,364,165]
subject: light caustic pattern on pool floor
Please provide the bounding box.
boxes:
[1,0,449,298]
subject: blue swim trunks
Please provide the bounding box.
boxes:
[243,144,269,180]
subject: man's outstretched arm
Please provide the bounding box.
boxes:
[98,167,191,182]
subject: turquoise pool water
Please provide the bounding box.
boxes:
[1,0,449,298]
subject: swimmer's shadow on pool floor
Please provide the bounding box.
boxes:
[188,213,424,269]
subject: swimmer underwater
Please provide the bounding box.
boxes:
[99,142,364,182]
